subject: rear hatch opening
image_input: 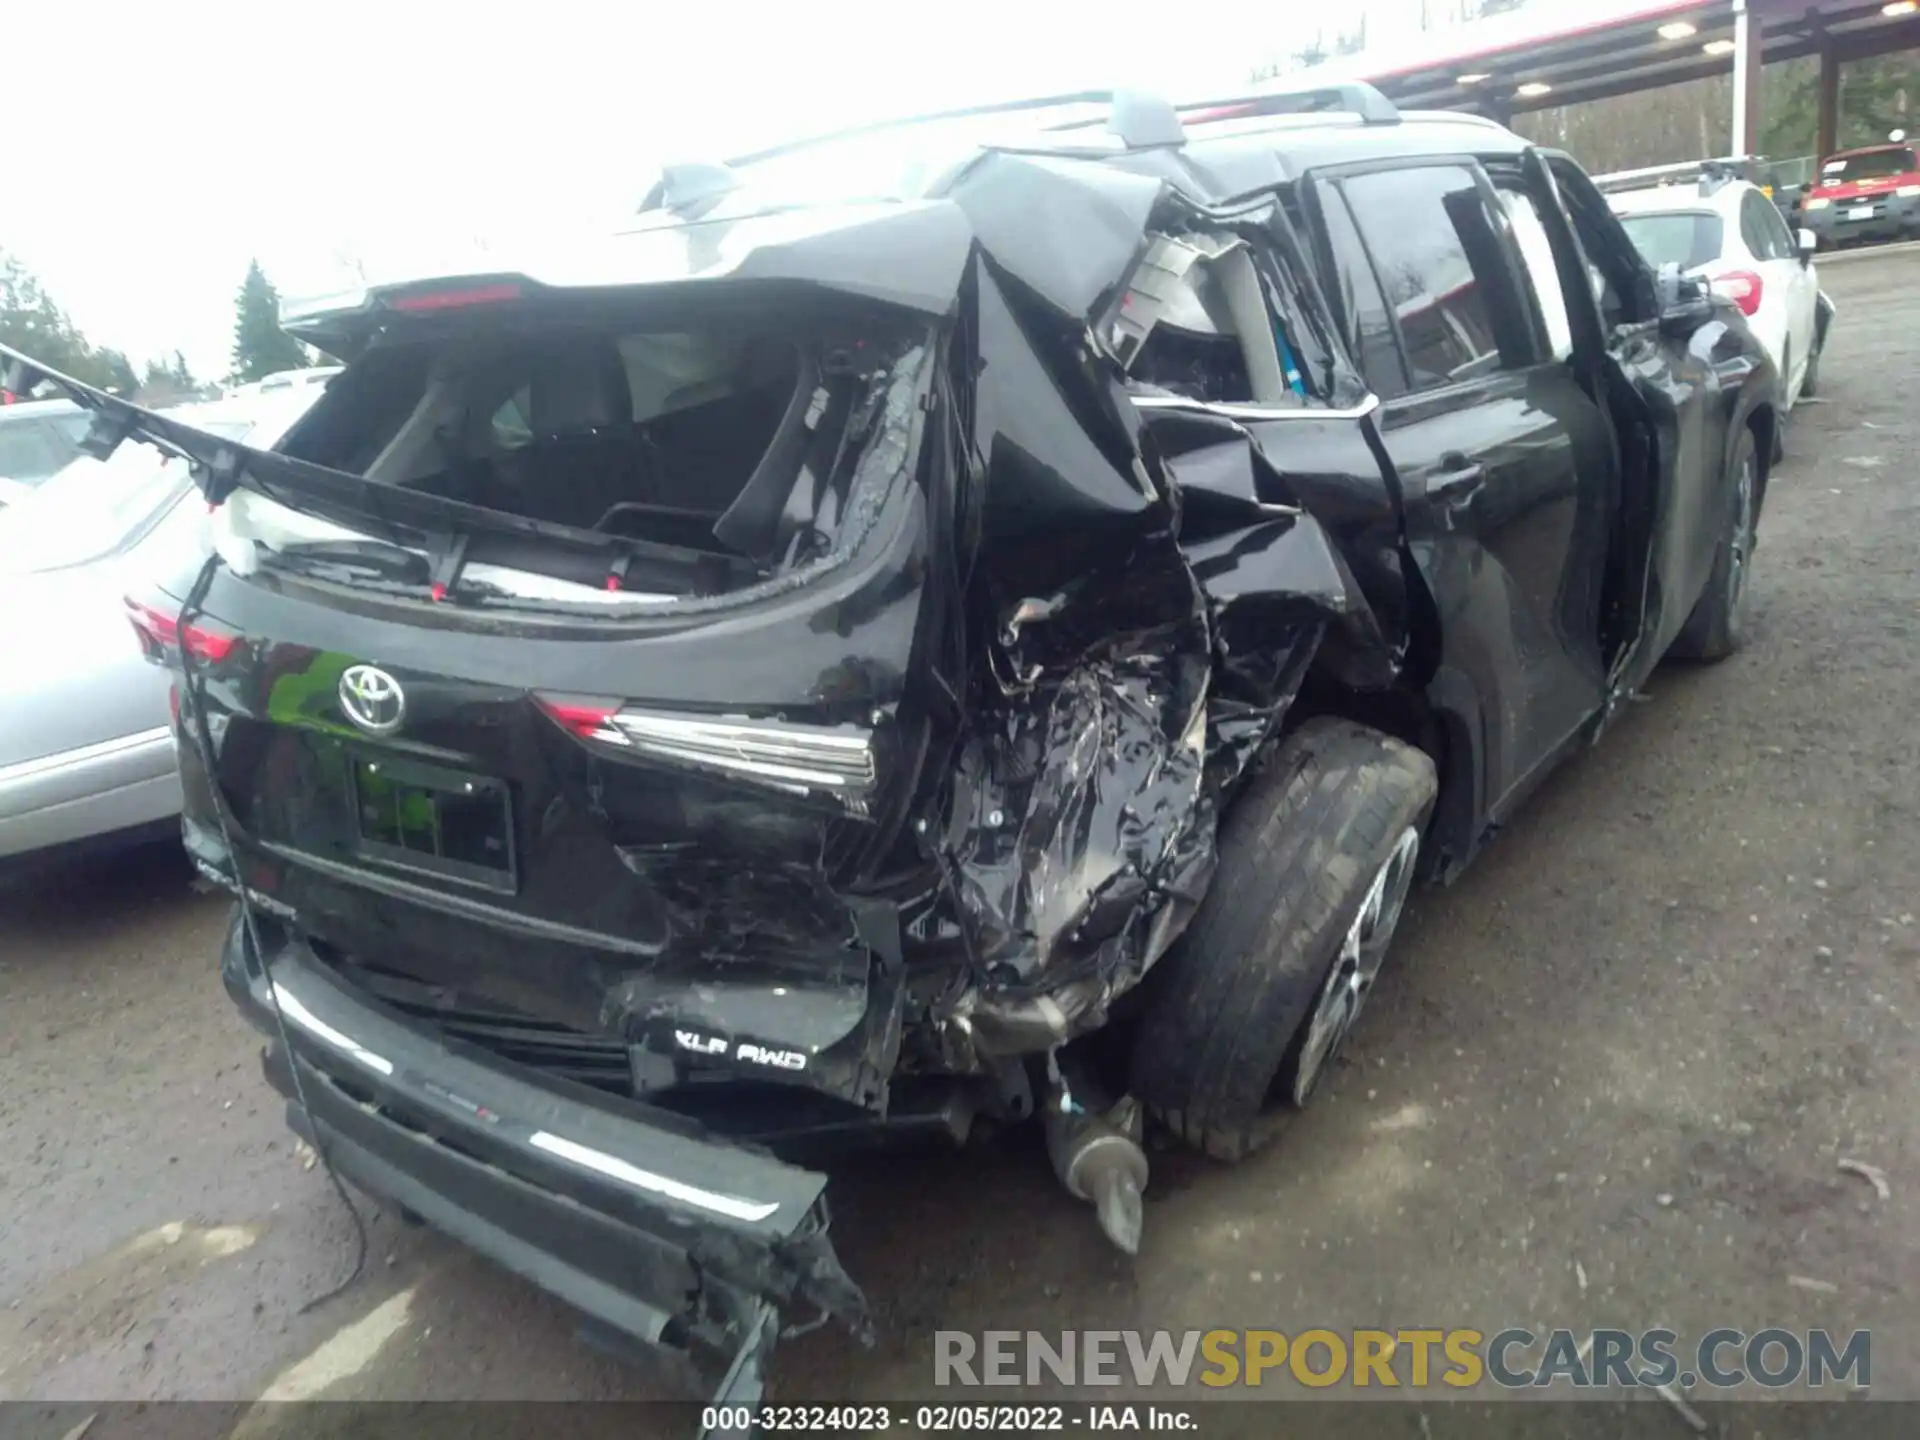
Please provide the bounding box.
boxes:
[212,284,937,613]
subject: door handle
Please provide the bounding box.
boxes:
[1429,460,1485,506]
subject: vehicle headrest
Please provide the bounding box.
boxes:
[528,343,632,436]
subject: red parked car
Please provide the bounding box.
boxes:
[1800,137,1920,249]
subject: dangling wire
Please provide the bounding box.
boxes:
[175,546,369,1314]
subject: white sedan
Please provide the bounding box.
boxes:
[1606,165,1833,410]
[0,387,320,867]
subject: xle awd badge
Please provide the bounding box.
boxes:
[338,664,406,735]
[674,1028,808,1072]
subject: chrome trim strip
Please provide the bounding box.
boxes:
[1131,393,1381,421]
[528,1131,782,1223]
[272,982,395,1077]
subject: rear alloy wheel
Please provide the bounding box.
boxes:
[1288,824,1421,1104]
[1129,719,1437,1162]
[1668,426,1758,663]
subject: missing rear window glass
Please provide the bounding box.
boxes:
[265,306,934,604]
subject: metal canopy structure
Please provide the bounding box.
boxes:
[1288,0,1919,158]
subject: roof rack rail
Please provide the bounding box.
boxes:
[724,90,1117,168]
[1173,80,1402,128]
[720,78,1402,172]
[641,162,744,216]
[1107,89,1186,149]
[676,81,1408,205]
[1591,155,1769,196]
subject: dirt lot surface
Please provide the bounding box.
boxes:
[2,251,1915,1432]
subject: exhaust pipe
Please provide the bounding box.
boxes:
[1044,1086,1149,1256]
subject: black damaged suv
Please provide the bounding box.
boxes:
[7,80,1778,1416]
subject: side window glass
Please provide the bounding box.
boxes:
[1495,186,1575,361]
[1760,197,1796,260]
[1340,166,1502,392]
[1742,193,1781,260]
[1314,182,1408,398]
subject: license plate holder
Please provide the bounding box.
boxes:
[1848,205,1875,220]
[349,750,516,893]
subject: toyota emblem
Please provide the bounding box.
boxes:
[338,664,406,735]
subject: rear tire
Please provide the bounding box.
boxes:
[1129,719,1437,1162]
[1668,426,1758,663]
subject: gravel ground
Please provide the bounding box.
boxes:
[1,251,1915,1428]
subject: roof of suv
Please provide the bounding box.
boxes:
[280,84,1538,348]
[1095,110,1527,201]
[719,100,1528,210]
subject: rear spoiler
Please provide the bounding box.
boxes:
[0,342,755,599]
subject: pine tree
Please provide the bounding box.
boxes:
[0,249,142,394]
[230,260,308,383]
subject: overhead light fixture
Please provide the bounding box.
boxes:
[1882,1,1917,15]
[1703,38,1738,54]
[1516,81,1553,97]
[1457,72,1492,84]
[1657,20,1698,39]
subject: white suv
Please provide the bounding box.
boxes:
[1602,160,1832,409]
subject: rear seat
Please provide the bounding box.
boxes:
[488,339,803,543]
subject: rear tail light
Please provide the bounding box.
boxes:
[125,597,239,664]
[383,282,523,313]
[535,697,626,745]
[536,696,877,801]
[1711,269,1764,317]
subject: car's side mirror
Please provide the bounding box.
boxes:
[1796,228,1818,265]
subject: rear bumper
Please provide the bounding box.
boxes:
[0,726,179,859]
[221,911,867,1402]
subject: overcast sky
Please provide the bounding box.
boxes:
[2,0,1563,380]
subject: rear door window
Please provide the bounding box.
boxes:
[1337,164,1544,396]
[1313,182,1408,396]
[1740,191,1790,260]
[1752,193,1798,258]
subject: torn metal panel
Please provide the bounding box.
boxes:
[945,152,1165,323]
[1147,408,1397,696]
[968,266,1158,583]
[942,532,1212,993]
[923,222,1409,1059]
